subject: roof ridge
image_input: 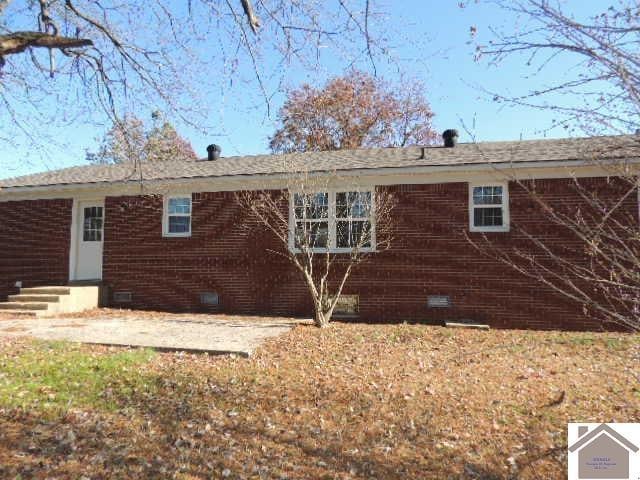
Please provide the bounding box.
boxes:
[1,134,638,190]
[196,134,635,162]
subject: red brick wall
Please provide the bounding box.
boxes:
[101,178,637,330]
[103,193,312,316]
[0,199,72,300]
[1,179,630,330]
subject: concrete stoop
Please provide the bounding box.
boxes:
[0,285,100,317]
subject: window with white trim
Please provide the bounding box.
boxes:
[163,195,192,237]
[469,184,509,232]
[291,190,375,252]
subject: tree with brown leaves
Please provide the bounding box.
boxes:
[269,71,438,153]
[88,113,197,165]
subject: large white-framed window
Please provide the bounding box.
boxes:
[469,183,509,232]
[289,190,376,253]
[163,194,192,237]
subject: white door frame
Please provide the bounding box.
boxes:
[69,197,105,281]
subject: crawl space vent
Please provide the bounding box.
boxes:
[113,291,132,303]
[427,295,451,308]
[200,292,220,306]
[333,295,359,317]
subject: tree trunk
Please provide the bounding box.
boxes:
[314,308,331,328]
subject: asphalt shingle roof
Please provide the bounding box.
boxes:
[1,135,638,189]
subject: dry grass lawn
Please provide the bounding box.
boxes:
[0,321,638,479]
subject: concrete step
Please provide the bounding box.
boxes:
[0,309,38,318]
[20,287,70,296]
[9,294,60,303]
[0,302,50,311]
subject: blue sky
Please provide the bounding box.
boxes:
[1,0,608,178]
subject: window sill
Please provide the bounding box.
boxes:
[290,247,376,254]
[163,232,192,238]
[469,226,510,233]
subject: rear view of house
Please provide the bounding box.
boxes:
[1,134,637,329]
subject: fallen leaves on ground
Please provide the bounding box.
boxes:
[0,322,638,479]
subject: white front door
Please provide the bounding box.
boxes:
[74,201,105,281]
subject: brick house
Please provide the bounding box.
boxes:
[0,134,637,329]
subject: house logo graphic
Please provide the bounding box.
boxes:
[568,423,640,479]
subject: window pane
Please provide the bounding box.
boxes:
[294,193,304,219]
[336,221,350,247]
[474,207,503,227]
[293,192,328,219]
[168,197,191,215]
[169,216,191,233]
[308,193,328,219]
[92,217,103,229]
[352,192,371,218]
[337,220,372,248]
[294,221,304,247]
[294,221,328,248]
[83,206,103,242]
[336,192,371,218]
[336,192,348,217]
[473,186,502,205]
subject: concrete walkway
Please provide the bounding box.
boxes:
[0,314,303,357]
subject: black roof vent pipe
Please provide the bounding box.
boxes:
[206,144,221,161]
[442,129,459,148]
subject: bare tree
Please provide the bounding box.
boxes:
[466,0,640,331]
[1,1,390,158]
[471,0,640,135]
[467,145,640,332]
[237,165,395,328]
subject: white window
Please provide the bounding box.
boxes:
[469,184,509,232]
[290,190,375,252]
[163,195,192,237]
[82,206,104,242]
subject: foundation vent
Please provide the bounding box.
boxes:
[427,295,451,308]
[333,295,359,317]
[113,291,132,303]
[200,292,220,306]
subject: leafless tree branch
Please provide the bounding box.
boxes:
[236,164,395,328]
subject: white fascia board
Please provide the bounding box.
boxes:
[0,157,638,202]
